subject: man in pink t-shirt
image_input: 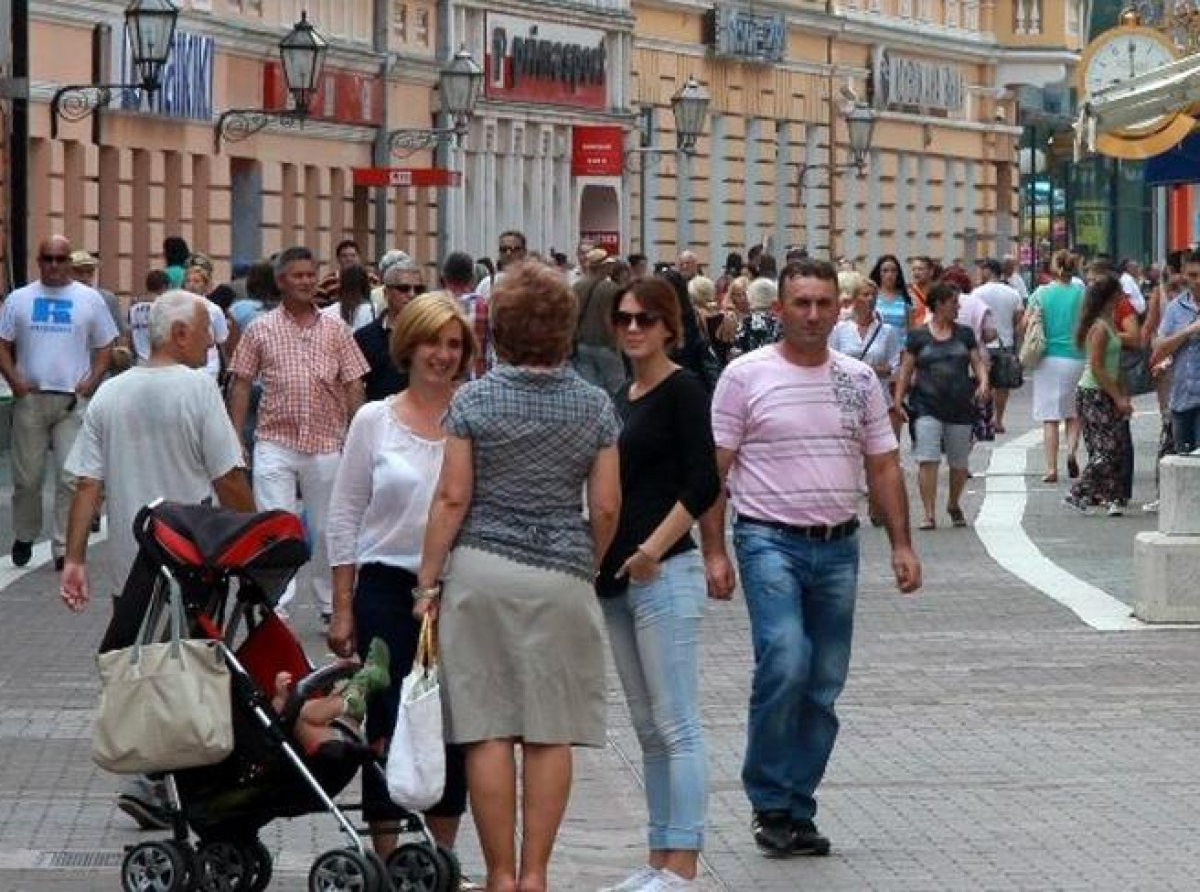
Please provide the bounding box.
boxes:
[701,259,921,859]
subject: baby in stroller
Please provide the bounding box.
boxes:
[108,501,463,892]
[272,638,390,756]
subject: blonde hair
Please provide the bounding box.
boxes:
[728,275,749,295]
[746,277,777,311]
[389,291,477,378]
[687,275,716,310]
[838,271,868,297]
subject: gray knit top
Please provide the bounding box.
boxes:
[443,364,619,580]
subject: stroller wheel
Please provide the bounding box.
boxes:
[309,848,381,892]
[121,840,190,892]
[197,840,249,891]
[386,842,447,892]
[241,839,273,892]
[434,846,462,892]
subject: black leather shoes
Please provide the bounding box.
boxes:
[11,540,32,567]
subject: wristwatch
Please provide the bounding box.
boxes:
[412,583,443,601]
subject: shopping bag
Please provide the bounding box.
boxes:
[92,572,233,774]
[386,615,446,810]
[1018,299,1045,369]
[1119,347,1154,396]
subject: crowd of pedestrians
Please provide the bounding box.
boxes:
[5,225,1200,892]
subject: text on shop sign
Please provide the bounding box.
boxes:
[704,6,786,63]
[875,50,965,114]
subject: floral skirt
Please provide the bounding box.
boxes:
[1071,388,1130,506]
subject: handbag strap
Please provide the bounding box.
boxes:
[858,316,884,361]
[131,569,185,665]
[415,614,438,669]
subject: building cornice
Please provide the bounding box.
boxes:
[461,0,636,31]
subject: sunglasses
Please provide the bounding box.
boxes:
[497,245,523,255]
[614,310,662,329]
[39,254,71,264]
[386,283,426,295]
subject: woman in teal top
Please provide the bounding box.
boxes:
[1026,250,1086,482]
[1065,275,1132,514]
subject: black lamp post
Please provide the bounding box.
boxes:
[214,12,329,150]
[625,76,711,171]
[49,0,180,138]
[796,100,876,200]
[388,45,483,159]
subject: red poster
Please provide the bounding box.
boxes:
[263,62,383,126]
[485,14,608,111]
[572,126,625,177]
[582,230,620,254]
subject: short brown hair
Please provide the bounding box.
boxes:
[389,291,477,378]
[779,259,838,294]
[612,277,683,350]
[490,261,577,366]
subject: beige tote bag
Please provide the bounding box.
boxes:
[92,572,234,774]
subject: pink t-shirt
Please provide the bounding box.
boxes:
[711,346,898,526]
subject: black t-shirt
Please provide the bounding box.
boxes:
[354,317,408,401]
[905,323,978,424]
[596,368,721,597]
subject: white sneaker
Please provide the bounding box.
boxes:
[641,869,697,891]
[1106,501,1125,517]
[598,867,661,892]
[1142,500,1160,513]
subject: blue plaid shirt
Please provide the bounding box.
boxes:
[1159,292,1200,413]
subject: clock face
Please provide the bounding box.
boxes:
[1083,34,1175,96]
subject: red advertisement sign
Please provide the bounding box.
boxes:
[572,126,625,177]
[582,230,620,254]
[351,168,463,188]
[485,14,608,110]
[263,62,383,126]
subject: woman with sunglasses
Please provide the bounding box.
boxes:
[354,263,427,401]
[596,278,721,892]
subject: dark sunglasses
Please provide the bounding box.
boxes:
[39,254,71,264]
[614,310,662,329]
[497,245,523,255]
[386,283,426,295]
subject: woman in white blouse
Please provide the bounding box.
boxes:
[326,292,477,859]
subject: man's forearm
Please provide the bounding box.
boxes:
[66,479,103,563]
[345,379,365,417]
[0,342,22,388]
[699,490,728,556]
[213,469,255,512]
[868,456,912,550]
[227,378,251,441]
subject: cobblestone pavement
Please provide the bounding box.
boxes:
[1,386,1199,891]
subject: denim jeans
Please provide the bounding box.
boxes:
[601,550,707,850]
[1173,406,1200,454]
[733,522,860,822]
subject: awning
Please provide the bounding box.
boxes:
[1145,131,1200,186]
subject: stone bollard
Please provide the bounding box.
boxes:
[1134,455,1200,622]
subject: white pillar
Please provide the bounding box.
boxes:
[743,116,760,251]
[916,155,930,249]
[895,153,910,261]
[868,148,881,263]
[711,114,727,260]
[774,120,791,260]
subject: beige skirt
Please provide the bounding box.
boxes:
[440,546,606,747]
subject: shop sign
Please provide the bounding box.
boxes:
[485,14,607,110]
[571,126,625,177]
[1073,202,1107,252]
[872,48,964,115]
[351,167,462,188]
[263,63,383,126]
[582,230,620,254]
[118,29,213,120]
[703,5,785,64]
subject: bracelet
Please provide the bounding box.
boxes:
[412,583,442,602]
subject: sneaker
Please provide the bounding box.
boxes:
[10,540,32,567]
[116,778,171,831]
[640,869,696,891]
[598,866,661,892]
[1142,500,1160,513]
[1106,501,1125,517]
[1062,495,1092,515]
[752,810,795,858]
[791,818,832,856]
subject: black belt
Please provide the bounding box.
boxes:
[735,514,860,542]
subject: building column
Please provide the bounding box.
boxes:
[868,148,881,263]
[63,142,85,247]
[163,151,183,241]
[28,139,50,271]
[97,147,120,289]
[130,148,150,295]
[192,155,212,254]
[915,155,929,249]
[803,125,820,256]
[895,153,910,261]
[773,120,790,260]
[710,113,726,262]
[280,162,298,247]
[743,116,759,251]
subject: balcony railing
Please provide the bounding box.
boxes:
[1014,0,1042,35]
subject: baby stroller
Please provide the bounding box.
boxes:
[105,501,460,892]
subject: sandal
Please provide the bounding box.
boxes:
[918,518,936,530]
[947,506,968,528]
[1041,472,1058,484]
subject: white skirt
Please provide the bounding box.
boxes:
[1032,356,1085,421]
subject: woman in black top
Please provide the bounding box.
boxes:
[894,283,990,530]
[596,278,721,892]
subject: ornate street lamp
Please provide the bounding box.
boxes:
[797,99,877,199]
[625,76,711,170]
[214,12,329,150]
[50,0,180,138]
[389,46,484,159]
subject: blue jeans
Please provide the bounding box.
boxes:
[601,551,707,850]
[733,522,859,822]
[1173,406,1200,454]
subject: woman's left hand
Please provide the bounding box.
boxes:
[618,548,660,584]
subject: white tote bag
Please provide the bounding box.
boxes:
[386,615,446,810]
[92,573,234,774]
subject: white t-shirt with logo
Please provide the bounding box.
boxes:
[65,364,244,592]
[128,299,154,364]
[0,280,119,391]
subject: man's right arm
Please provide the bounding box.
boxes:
[699,447,737,599]
[0,338,29,395]
[61,477,103,612]
[1153,311,1200,363]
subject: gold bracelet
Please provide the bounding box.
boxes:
[412,583,442,601]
